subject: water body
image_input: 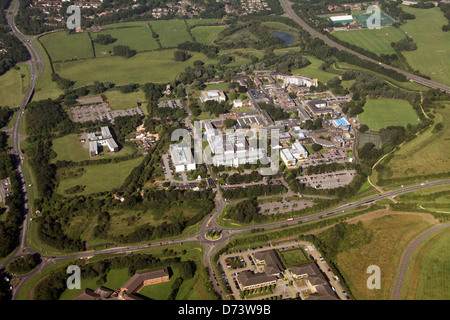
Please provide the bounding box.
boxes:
[273,31,294,46]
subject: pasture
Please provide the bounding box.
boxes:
[53,49,206,87]
[191,25,227,45]
[39,31,94,62]
[149,20,192,48]
[185,18,223,27]
[291,55,341,83]
[358,98,419,131]
[56,157,143,196]
[92,25,160,56]
[399,6,450,86]
[333,26,406,55]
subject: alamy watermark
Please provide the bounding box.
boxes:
[366,265,381,289]
[66,5,81,30]
[66,265,81,290]
[366,5,381,30]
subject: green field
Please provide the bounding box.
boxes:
[0,63,30,108]
[92,25,160,56]
[51,134,135,163]
[333,26,406,55]
[185,18,223,27]
[358,98,419,131]
[191,25,227,45]
[104,89,147,110]
[53,49,206,87]
[377,105,450,180]
[292,55,341,83]
[56,157,143,195]
[399,6,450,86]
[149,20,192,48]
[39,31,94,62]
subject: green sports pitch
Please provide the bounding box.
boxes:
[358,98,419,131]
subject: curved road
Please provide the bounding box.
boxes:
[1,0,43,267]
[279,0,450,93]
[390,222,450,300]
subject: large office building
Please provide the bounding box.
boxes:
[88,126,119,157]
[282,75,318,88]
[280,141,308,167]
[169,144,196,172]
[200,90,227,103]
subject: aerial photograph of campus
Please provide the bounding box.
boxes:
[0,0,448,311]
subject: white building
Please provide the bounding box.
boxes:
[88,127,118,156]
[283,76,318,88]
[280,140,308,167]
[200,90,227,103]
[170,144,196,172]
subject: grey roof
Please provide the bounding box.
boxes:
[254,250,284,275]
[237,270,277,288]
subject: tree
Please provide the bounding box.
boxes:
[224,118,235,129]
[174,50,190,62]
[311,143,322,152]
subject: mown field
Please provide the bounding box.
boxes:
[39,31,94,62]
[53,49,206,87]
[104,89,147,110]
[330,210,439,300]
[400,6,450,86]
[333,26,406,55]
[56,157,143,196]
[291,55,341,83]
[0,63,30,108]
[358,98,419,131]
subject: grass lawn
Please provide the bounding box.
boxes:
[54,49,205,87]
[50,133,135,163]
[92,25,160,56]
[292,55,341,83]
[358,98,419,131]
[0,63,30,108]
[333,26,406,55]
[191,25,227,45]
[277,248,309,268]
[149,20,192,48]
[39,31,94,62]
[399,6,450,86]
[332,210,438,300]
[56,157,143,196]
[104,89,147,110]
[378,105,450,180]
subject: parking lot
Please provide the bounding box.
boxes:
[258,198,314,215]
[70,104,145,123]
[300,148,350,167]
[298,169,356,189]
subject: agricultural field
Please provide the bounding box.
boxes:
[358,98,419,131]
[333,26,406,55]
[92,25,160,56]
[53,49,206,87]
[330,210,439,300]
[191,25,227,45]
[39,31,94,62]
[149,20,192,48]
[377,105,450,181]
[0,63,30,108]
[56,157,143,196]
[399,6,450,86]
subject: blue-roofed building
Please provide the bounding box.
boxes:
[332,117,351,131]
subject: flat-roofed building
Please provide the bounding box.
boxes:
[170,144,196,172]
[281,148,296,167]
[200,90,227,103]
